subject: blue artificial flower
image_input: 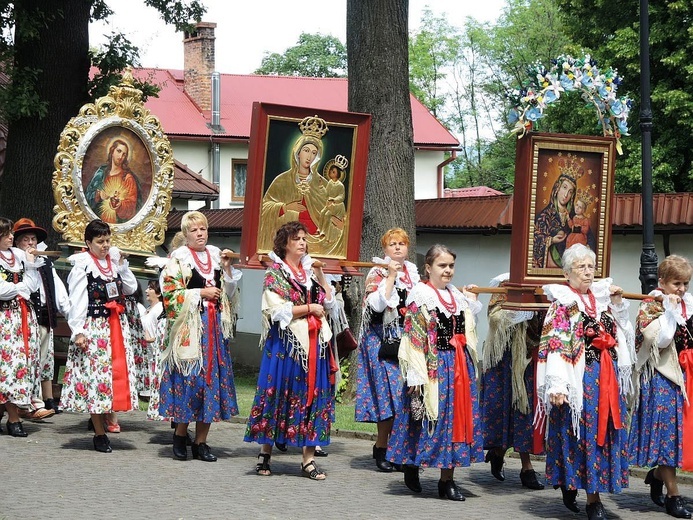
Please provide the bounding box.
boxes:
[609,101,624,116]
[544,89,558,104]
[508,109,519,124]
[526,107,543,121]
[581,74,594,88]
[617,118,629,135]
[560,74,575,91]
[598,84,610,98]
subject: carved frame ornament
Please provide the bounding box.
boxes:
[52,70,174,252]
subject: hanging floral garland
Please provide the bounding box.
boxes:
[508,54,633,153]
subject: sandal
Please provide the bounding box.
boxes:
[301,459,326,481]
[255,452,272,476]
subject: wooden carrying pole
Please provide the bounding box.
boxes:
[467,286,653,301]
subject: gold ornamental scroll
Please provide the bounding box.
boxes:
[52,69,174,253]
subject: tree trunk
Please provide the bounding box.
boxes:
[347,0,415,260]
[344,0,414,399]
[2,0,91,245]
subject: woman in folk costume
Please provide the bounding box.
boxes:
[355,227,420,472]
[536,244,634,520]
[480,273,544,490]
[159,211,241,463]
[387,244,484,501]
[630,255,693,519]
[142,279,167,421]
[62,219,139,453]
[0,217,42,437]
[245,221,336,480]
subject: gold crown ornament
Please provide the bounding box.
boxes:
[556,153,586,183]
[333,154,349,170]
[299,115,329,139]
[575,188,596,208]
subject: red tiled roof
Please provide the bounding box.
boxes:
[443,186,504,198]
[171,193,693,233]
[138,70,459,148]
[167,207,244,232]
[173,159,218,200]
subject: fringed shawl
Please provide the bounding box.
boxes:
[535,278,635,438]
[635,291,690,403]
[398,282,481,424]
[260,255,332,372]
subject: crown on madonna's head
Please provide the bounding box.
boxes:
[575,188,596,208]
[333,154,349,170]
[299,115,329,139]
[557,152,585,183]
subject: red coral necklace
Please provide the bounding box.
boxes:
[400,264,412,288]
[188,246,212,275]
[427,281,457,314]
[287,261,307,284]
[0,249,15,268]
[568,285,597,318]
[88,252,113,278]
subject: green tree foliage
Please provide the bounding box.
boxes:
[255,33,347,78]
[555,0,693,191]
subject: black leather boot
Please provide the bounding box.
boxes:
[520,469,545,490]
[93,434,112,453]
[403,464,421,493]
[557,485,580,513]
[372,445,393,472]
[172,433,188,461]
[665,496,692,519]
[192,442,217,462]
[585,501,606,520]
[438,479,465,501]
[644,468,665,507]
[6,421,27,437]
[485,449,505,481]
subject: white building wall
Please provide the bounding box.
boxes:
[413,150,445,200]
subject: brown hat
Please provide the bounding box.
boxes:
[13,218,48,244]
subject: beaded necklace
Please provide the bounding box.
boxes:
[286,260,307,285]
[188,246,212,275]
[568,284,597,318]
[427,281,457,314]
[0,248,15,268]
[88,251,113,278]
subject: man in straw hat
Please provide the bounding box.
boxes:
[13,218,70,418]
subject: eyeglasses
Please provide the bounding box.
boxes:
[572,263,596,273]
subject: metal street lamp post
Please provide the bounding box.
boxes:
[639,0,658,292]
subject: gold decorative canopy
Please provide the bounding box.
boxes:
[52,69,174,252]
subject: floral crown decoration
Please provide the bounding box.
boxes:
[557,153,586,184]
[507,54,633,154]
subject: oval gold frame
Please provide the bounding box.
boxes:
[52,70,174,253]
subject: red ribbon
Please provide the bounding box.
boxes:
[17,296,30,361]
[205,301,223,386]
[532,348,545,454]
[104,300,131,412]
[591,325,622,446]
[305,314,321,407]
[679,349,693,471]
[450,333,474,443]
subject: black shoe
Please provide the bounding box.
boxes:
[191,442,217,462]
[185,431,194,446]
[485,449,505,481]
[93,434,112,453]
[438,479,465,501]
[520,469,545,490]
[373,445,393,472]
[403,464,421,493]
[645,468,665,507]
[586,501,606,520]
[314,448,328,457]
[172,433,188,461]
[665,496,692,519]
[6,421,28,437]
[558,485,580,513]
[275,441,288,452]
[43,398,62,414]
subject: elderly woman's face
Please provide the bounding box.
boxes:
[298,144,318,170]
[659,277,690,297]
[185,220,208,251]
[565,256,595,293]
[557,180,575,207]
[285,230,307,259]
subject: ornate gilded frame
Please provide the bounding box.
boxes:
[52,70,174,252]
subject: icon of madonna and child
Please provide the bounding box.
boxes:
[257,115,351,257]
[533,152,598,269]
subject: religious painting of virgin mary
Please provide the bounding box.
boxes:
[509,133,616,289]
[241,103,371,267]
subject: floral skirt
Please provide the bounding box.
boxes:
[159,312,238,423]
[629,369,685,468]
[61,315,139,414]
[480,349,538,453]
[0,304,40,407]
[386,348,483,468]
[244,325,334,447]
[147,320,168,421]
[545,359,629,493]
[354,325,402,423]
[125,300,149,394]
